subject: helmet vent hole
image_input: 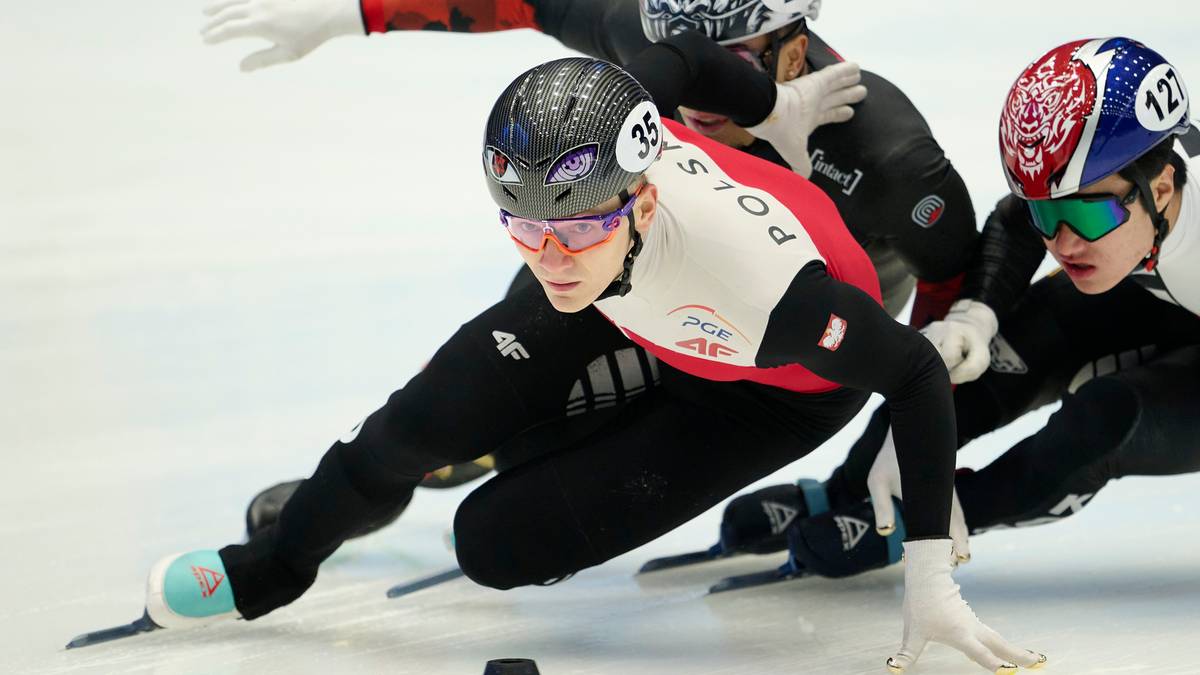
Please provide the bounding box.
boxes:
[562,96,578,120]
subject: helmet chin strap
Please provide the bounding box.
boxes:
[617,191,643,297]
[1130,170,1171,273]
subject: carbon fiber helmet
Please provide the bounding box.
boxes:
[483,58,663,220]
[640,0,821,45]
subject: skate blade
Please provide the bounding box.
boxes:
[707,565,808,594]
[385,567,465,599]
[637,543,730,574]
[65,610,161,649]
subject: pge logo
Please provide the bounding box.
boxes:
[681,315,734,342]
[668,304,748,360]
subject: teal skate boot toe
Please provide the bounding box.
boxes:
[146,551,239,628]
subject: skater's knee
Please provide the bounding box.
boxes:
[453,469,592,590]
[453,493,523,590]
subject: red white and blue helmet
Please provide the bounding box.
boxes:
[1000,38,1190,200]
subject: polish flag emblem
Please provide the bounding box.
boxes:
[818,314,847,351]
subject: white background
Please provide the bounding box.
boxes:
[3,1,1199,673]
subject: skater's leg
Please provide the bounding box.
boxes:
[824,274,1086,505]
[221,284,637,619]
[243,270,662,537]
[828,274,1200,505]
[453,374,867,589]
[959,344,1200,532]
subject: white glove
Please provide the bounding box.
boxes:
[867,428,970,564]
[745,62,867,177]
[201,0,366,72]
[889,539,1046,674]
[920,299,999,385]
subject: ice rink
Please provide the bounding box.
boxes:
[4,1,1200,673]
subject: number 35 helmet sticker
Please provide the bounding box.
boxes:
[617,100,663,174]
[1000,38,1190,200]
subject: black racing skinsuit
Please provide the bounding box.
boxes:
[236,0,985,579]
[832,134,1200,535]
[218,39,958,619]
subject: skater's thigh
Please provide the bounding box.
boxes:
[956,274,1200,440]
[453,376,865,588]
[490,342,664,471]
[1104,343,1200,477]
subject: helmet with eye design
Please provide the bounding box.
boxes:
[483,57,662,220]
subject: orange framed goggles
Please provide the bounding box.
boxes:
[501,188,638,255]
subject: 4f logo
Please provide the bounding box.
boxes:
[493,331,529,360]
[676,337,737,359]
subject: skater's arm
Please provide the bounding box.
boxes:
[361,0,651,62]
[360,0,538,33]
[758,262,955,539]
[623,31,777,127]
[959,194,1046,320]
[869,137,977,327]
[204,0,651,71]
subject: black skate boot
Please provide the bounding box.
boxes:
[245,479,411,539]
[639,478,829,573]
[786,497,905,577]
[708,497,904,593]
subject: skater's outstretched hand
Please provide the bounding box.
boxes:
[745,62,867,177]
[919,299,999,385]
[889,539,1046,674]
[201,0,365,72]
[867,427,970,564]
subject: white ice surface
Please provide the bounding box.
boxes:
[3,2,1200,673]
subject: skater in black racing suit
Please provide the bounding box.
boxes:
[218,0,984,536]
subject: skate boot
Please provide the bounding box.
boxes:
[420,454,496,489]
[245,480,302,538]
[245,479,412,539]
[720,478,831,554]
[145,550,239,628]
[639,479,830,573]
[707,489,883,593]
[786,497,905,578]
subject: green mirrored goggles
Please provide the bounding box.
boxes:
[1026,185,1139,242]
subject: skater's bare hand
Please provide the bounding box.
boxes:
[888,539,1046,674]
